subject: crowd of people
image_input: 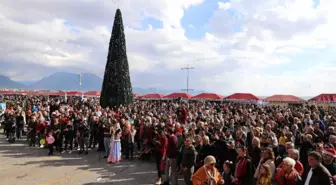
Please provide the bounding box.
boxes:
[1,94,336,185]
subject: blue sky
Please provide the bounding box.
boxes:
[140,0,230,39]
[181,0,220,39]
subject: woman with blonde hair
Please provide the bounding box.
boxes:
[254,147,275,179]
[192,155,224,185]
[199,136,212,166]
[256,164,272,185]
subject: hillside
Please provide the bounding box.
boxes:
[0,75,26,89]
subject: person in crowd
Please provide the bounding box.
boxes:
[89,114,98,148]
[255,147,275,179]
[15,110,24,139]
[226,140,238,171]
[316,142,325,156]
[6,110,16,142]
[256,163,272,185]
[78,117,89,154]
[122,119,131,159]
[304,151,334,185]
[250,137,262,170]
[279,148,304,176]
[322,148,336,181]
[192,155,224,185]
[103,118,112,158]
[194,135,203,171]
[212,133,227,171]
[233,146,253,185]
[27,115,37,146]
[198,136,213,166]
[265,124,279,157]
[222,160,233,185]
[53,117,63,152]
[276,142,295,166]
[300,134,315,169]
[63,119,74,152]
[107,129,122,164]
[180,135,197,185]
[154,129,167,185]
[128,125,137,160]
[163,128,178,185]
[275,157,302,185]
[5,94,336,185]
[46,131,55,156]
[97,115,106,152]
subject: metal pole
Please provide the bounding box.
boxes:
[186,64,189,94]
[181,64,194,94]
[79,74,83,99]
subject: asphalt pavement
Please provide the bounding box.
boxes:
[0,134,185,185]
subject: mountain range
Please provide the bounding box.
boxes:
[0,72,205,95]
[0,73,315,99]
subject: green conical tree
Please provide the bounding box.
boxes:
[100,9,133,108]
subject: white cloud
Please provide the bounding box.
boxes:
[218,2,231,10]
[0,0,336,96]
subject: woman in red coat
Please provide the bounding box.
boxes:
[154,129,167,185]
[275,157,301,185]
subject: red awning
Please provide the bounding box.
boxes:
[133,93,141,98]
[309,94,336,102]
[32,90,47,95]
[48,91,66,96]
[58,91,66,96]
[225,93,260,100]
[66,91,82,96]
[163,92,192,99]
[140,93,164,99]
[20,91,29,95]
[84,91,101,96]
[191,93,224,100]
[0,90,14,95]
[264,95,303,102]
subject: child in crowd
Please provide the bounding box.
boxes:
[222,160,233,185]
[46,132,55,156]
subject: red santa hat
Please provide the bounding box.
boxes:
[323,148,336,158]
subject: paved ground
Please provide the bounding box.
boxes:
[0,134,185,185]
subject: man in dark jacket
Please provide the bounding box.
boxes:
[63,119,74,152]
[78,118,90,154]
[181,135,197,185]
[89,114,98,148]
[304,151,334,185]
[212,135,227,171]
[6,111,16,142]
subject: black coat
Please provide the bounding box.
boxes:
[304,164,334,185]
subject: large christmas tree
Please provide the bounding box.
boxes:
[100,9,133,108]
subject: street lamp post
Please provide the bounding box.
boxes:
[79,73,83,99]
[181,64,195,94]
